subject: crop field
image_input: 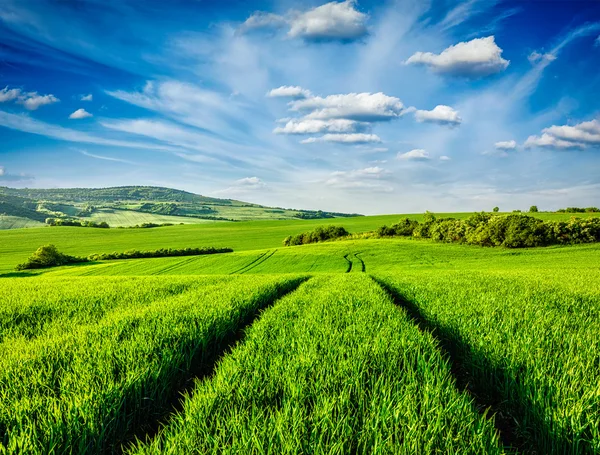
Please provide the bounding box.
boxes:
[1,216,599,454]
[87,208,216,227]
[0,216,45,231]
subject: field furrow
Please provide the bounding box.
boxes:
[130,275,504,454]
[0,275,307,454]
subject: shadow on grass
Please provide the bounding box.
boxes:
[373,277,580,455]
[0,271,40,278]
[115,276,310,454]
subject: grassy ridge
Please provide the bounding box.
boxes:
[131,275,503,454]
[0,275,305,454]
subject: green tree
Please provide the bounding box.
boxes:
[493,207,499,213]
[529,205,539,213]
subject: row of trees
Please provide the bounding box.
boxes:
[45,218,110,228]
[283,226,349,246]
[377,212,600,248]
[492,206,599,213]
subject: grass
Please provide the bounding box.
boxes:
[0,216,45,230]
[130,275,503,454]
[87,208,216,227]
[0,274,306,454]
[1,215,600,454]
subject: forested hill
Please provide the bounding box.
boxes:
[0,186,362,229]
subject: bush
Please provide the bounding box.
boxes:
[87,247,233,261]
[373,212,600,249]
[283,226,349,246]
[16,245,88,270]
[46,218,110,228]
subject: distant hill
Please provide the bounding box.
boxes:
[0,186,362,229]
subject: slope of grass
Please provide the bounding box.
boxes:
[0,274,305,454]
[0,216,45,230]
[87,208,216,227]
[131,275,503,454]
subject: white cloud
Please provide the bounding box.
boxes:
[290,92,408,121]
[235,176,266,188]
[0,166,4,176]
[238,1,368,42]
[414,105,462,126]
[301,133,381,144]
[596,35,600,47]
[524,133,585,150]
[69,108,93,119]
[0,86,59,110]
[397,149,430,160]
[439,155,451,161]
[524,119,600,150]
[274,118,365,134]
[494,140,517,150]
[288,0,368,41]
[365,147,388,153]
[79,150,135,164]
[527,51,556,64]
[17,92,59,110]
[238,12,287,33]
[405,36,509,77]
[267,86,312,99]
[0,86,21,103]
[81,94,93,101]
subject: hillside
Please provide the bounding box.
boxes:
[0,186,362,229]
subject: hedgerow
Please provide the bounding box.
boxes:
[283,225,349,246]
[376,213,600,248]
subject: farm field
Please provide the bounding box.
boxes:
[0,215,45,230]
[0,211,596,274]
[87,208,217,227]
[1,217,599,454]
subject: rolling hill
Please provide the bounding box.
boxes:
[0,186,361,229]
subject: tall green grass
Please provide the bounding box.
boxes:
[131,275,503,454]
[378,271,600,453]
[0,275,305,454]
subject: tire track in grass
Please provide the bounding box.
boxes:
[354,253,366,272]
[343,254,352,273]
[118,276,309,454]
[228,251,268,274]
[372,277,522,454]
[239,249,277,274]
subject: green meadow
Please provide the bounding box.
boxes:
[1,214,599,454]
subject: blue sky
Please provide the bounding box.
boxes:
[1,0,599,214]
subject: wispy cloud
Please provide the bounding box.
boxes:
[79,150,137,164]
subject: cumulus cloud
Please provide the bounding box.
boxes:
[17,93,59,110]
[235,176,266,189]
[238,12,287,33]
[405,36,509,78]
[439,155,451,161]
[240,1,368,42]
[69,108,93,119]
[0,86,21,103]
[81,94,93,101]
[288,0,368,41]
[524,119,600,150]
[301,133,381,144]
[274,118,367,134]
[0,86,59,110]
[414,105,462,126]
[495,140,517,150]
[290,92,408,121]
[528,51,556,64]
[397,149,430,161]
[267,86,312,99]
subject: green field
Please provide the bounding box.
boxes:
[0,216,45,230]
[1,215,599,454]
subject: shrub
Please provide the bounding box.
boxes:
[87,247,233,261]
[373,212,600,249]
[283,226,349,246]
[16,245,88,270]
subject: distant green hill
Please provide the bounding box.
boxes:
[0,186,362,229]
